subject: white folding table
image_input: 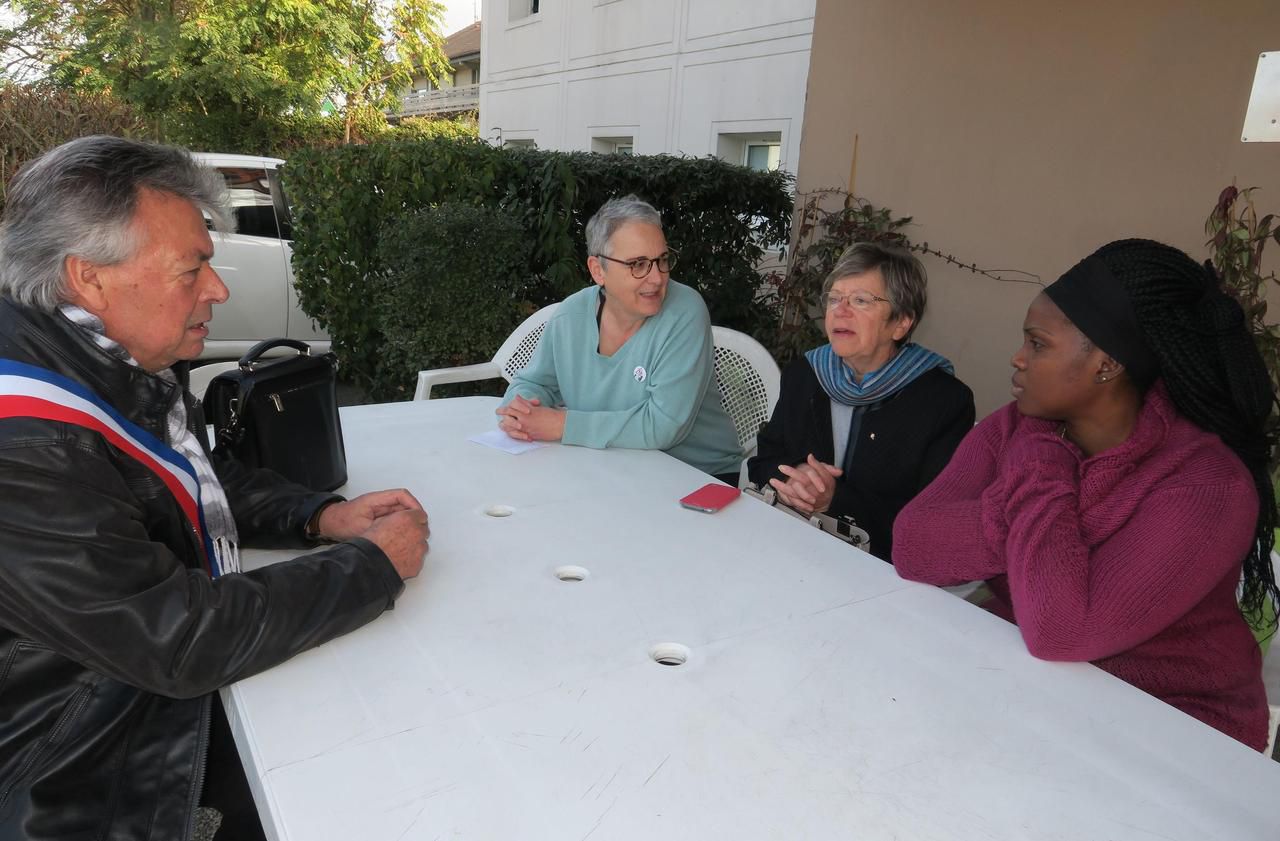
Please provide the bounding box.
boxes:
[224,397,1280,841]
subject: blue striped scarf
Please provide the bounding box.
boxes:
[805,342,954,407]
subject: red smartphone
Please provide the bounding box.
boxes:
[679,483,741,513]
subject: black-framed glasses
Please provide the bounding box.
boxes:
[596,250,678,279]
[823,291,890,311]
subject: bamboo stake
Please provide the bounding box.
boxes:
[847,133,859,195]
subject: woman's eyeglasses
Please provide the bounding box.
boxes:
[596,250,678,279]
[823,291,890,311]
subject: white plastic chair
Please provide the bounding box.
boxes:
[710,326,780,457]
[411,309,782,459]
[1265,693,1279,760]
[413,303,560,399]
[1263,550,1280,759]
[188,361,241,401]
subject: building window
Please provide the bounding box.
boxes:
[745,142,781,172]
[510,0,539,21]
[716,130,783,172]
[591,135,634,155]
[504,138,537,149]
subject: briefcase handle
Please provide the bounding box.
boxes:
[238,338,313,372]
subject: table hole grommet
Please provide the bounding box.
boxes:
[649,642,690,667]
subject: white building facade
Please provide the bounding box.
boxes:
[479,0,815,176]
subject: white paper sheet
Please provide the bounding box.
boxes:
[467,428,548,455]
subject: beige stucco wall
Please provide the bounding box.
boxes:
[796,0,1280,418]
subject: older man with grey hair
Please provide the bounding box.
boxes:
[0,136,430,840]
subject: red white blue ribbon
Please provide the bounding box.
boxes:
[0,359,222,576]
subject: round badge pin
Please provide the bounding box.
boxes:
[633,366,647,383]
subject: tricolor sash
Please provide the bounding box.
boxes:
[0,359,224,576]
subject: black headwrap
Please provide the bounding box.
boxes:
[1043,254,1159,386]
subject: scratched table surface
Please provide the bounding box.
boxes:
[223,397,1280,841]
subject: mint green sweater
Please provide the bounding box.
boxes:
[501,281,742,476]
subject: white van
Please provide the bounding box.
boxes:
[193,152,330,360]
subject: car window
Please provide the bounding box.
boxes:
[266,168,293,240]
[215,166,280,239]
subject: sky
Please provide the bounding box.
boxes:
[440,0,481,37]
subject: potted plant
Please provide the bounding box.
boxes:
[1206,184,1280,411]
[763,188,1039,366]
[1205,184,1280,646]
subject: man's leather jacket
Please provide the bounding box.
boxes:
[0,300,405,839]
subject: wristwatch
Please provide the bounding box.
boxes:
[304,500,338,541]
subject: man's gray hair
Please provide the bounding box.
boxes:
[585,194,663,257]
[822,241,929,344]
[0,135,231,312]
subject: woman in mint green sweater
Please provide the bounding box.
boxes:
[497,195,742,481]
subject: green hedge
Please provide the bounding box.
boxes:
[375,203,534,400]
[165,108,479,159]
[284,138,793,399]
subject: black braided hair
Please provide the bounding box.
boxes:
[1093,239,1279,621]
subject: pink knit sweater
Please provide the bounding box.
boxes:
[893,383,1268,749]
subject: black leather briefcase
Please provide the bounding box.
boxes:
[204,339,348,491]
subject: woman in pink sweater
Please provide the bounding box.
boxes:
[893,239,1278,750]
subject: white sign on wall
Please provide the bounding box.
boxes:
[1242,51,1279,142]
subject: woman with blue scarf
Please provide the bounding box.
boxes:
[748,242,974,560]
